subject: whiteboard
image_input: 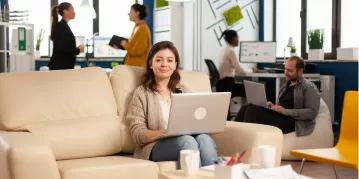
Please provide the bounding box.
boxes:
[239,42,277,63]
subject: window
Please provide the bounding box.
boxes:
[306,0,332,53]
[341,0,359,48]
[58,0,94,53]
[99,0,135,38]
[7,0,51,56]
[276,0,302,57]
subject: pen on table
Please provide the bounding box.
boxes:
[232,153,240,165]
[228,153,239,166]
[234,151,247,164]
[226,154,235,166]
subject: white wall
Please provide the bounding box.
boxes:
[264,0,274,41]
[201,0,259,71]
[183,2,195,71]
[154,0,262,72]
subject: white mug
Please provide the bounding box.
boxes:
[180,150,200,176]
[254,145,276,168]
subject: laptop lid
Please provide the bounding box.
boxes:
[243,80,268,108]
[166,92,231,136]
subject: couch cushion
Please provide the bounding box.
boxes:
[0,67,121,160]
[282,98,334,160]
[109,65,212,153]
[57,156,159,179]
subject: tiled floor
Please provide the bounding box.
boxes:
[282,161,358,179]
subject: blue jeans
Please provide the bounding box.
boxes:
[149,134,218,168]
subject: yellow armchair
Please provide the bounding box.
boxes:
[290,91,358,178]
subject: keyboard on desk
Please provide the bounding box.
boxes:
[258,68,285,74]
[256,70,270,73]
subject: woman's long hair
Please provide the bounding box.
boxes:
[219,30,238,44]
[142,41,181,93]
[50,2,71,41]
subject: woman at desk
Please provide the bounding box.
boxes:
[216,30,257,98]
[116,3,151,67]
[48,2,84,70]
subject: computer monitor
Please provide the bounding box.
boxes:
[239,41,276,63]
[93,36,127,58]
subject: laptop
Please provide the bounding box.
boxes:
[243,80,268,108]
[150,92,231,141]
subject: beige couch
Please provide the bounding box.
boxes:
[0,66,283,179]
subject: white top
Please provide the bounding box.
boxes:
[218,45,253,79]
[159,100,170,129]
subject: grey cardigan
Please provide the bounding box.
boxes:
[277,77,320,136]
[125,84,188,160]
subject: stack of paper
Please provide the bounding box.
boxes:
[244,165,301,179]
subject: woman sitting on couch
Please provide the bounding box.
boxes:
[125,41,218,167]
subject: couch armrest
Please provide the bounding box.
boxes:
[211,122,283,166]
[0,130,60,179]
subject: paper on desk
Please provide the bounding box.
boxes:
[244,165,301,179]
[200,165,215,171]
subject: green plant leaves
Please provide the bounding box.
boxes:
[307,29,324,50]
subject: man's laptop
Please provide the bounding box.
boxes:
[243,80,268,108]
[150,92,231,141]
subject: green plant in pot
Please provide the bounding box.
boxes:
[33,29,45,59]
[111,61,119,68]
[35,29,45,51]
[307,28,324,60]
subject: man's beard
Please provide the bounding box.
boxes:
[290,76,299,82]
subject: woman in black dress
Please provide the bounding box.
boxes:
[48,2,84,70]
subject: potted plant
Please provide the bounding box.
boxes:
[34,29,45,59]
[308,28,324,60]
[111,61,120,68]
[290,47,297,56]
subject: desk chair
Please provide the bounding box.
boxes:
[204,59,220,90]
[290,91,358,178]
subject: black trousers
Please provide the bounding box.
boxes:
[235,104,295,134]
[216,77,246,98]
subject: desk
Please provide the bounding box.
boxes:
[236,73,320,103]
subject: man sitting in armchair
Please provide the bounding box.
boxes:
[235,56,320,136]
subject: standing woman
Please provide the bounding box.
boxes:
[48,2,84,70]
[119,3,151,67]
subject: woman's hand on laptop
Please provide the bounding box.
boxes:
[145,130,166,142]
